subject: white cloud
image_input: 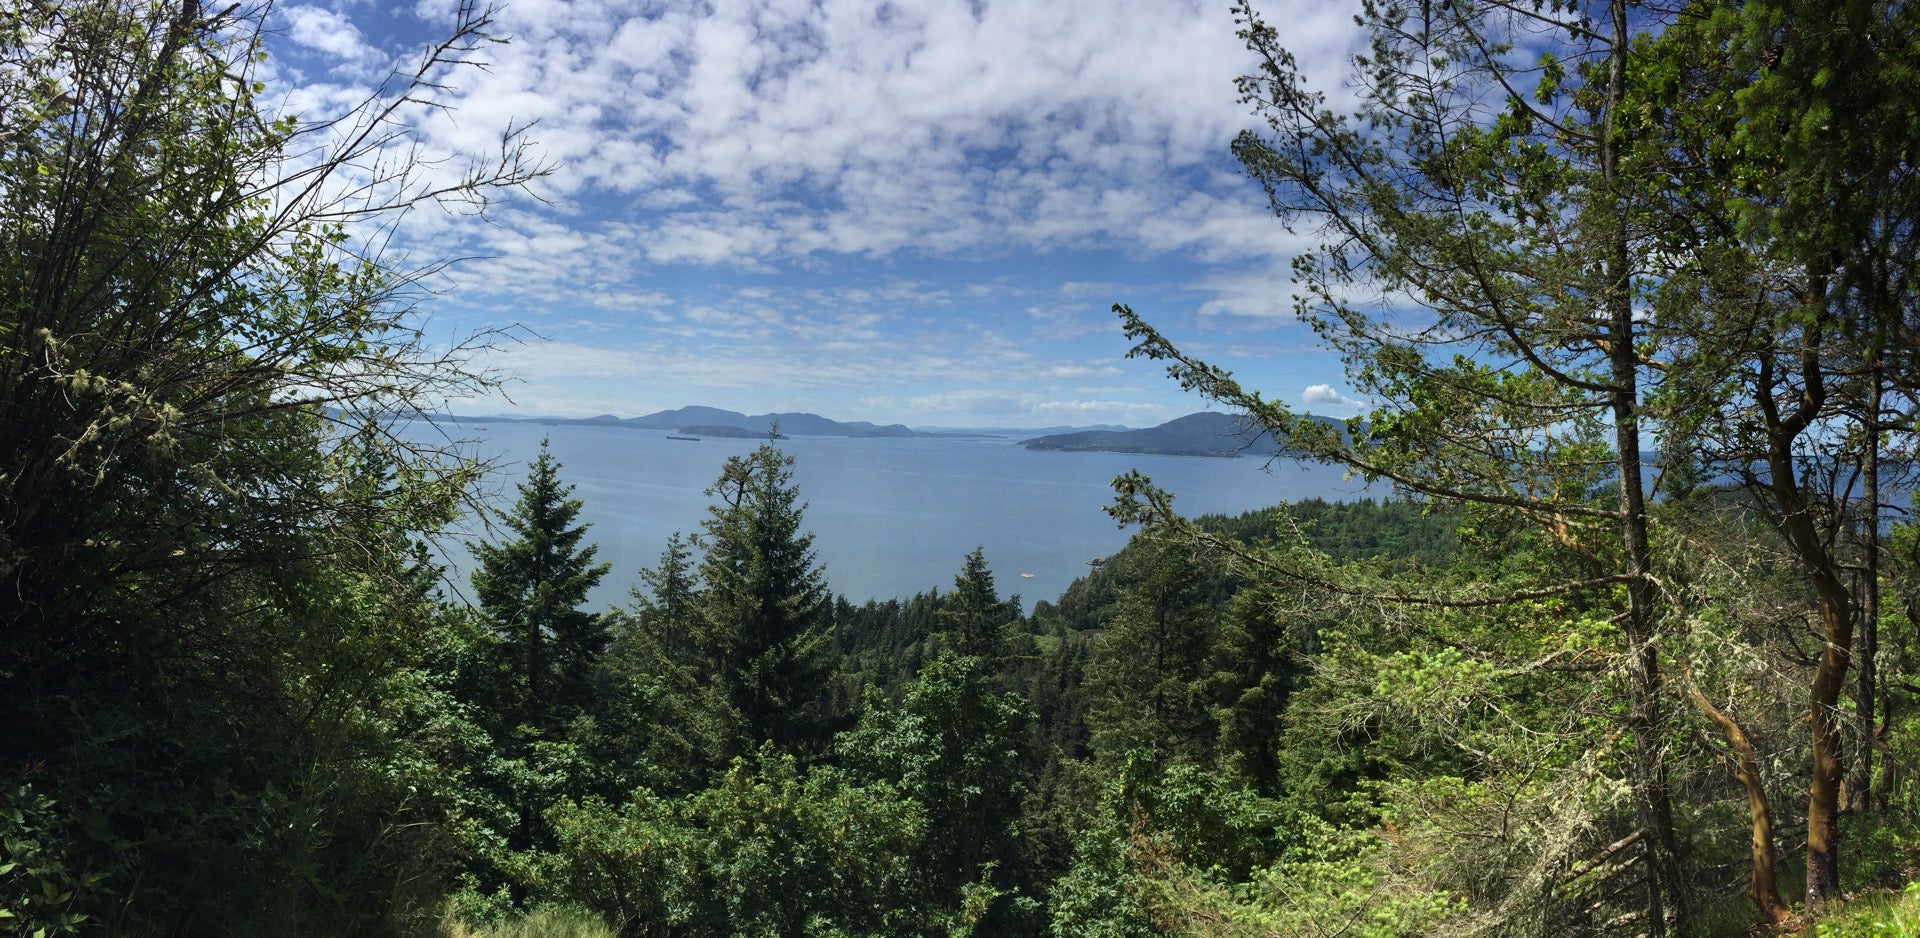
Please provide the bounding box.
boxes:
[1301,384,1366,412]
[282,6,385,72]
[873,388,1181,428]
[256,1,1367,419]
[1031,399,1183,426]
[373,0,1365,266]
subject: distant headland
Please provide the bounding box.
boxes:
[427,406,1330,458]
[1020,411,1289,458]
[430,406,997,440]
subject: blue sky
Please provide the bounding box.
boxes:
[266,0,1369,428]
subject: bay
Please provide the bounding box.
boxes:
[418,418,1380,609]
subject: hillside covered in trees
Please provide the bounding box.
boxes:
[7,0,1920,936]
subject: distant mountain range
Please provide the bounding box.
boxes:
[433,406,995,439]
[1021,411,1336,458]
[429,406,1330,456]
[625,406,976,438]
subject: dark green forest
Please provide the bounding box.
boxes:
[8,0,1920,935]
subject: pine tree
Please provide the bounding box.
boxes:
[469,440,610,731]
[632,532,702,666]
[697,442,837,754]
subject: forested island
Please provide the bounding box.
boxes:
[8,1,1920,937]
[1019,411,1338,458]
[434,406,992,440]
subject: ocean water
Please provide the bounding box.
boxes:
[418,419,1381,609]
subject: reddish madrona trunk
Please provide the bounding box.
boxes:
[1687,683,1790,925]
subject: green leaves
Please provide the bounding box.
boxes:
[0,786,102,938]
[539,750,932,936]
[0,4,542,929]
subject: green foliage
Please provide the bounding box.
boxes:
[697,443,840,756]
[9,1,1920,929]
[1816,883,1920,938]
[0,1,536,930]
[538,749,933,937]
[439,904,617,938]
[469,440,613,733]
[939,548,1022,666]
[1046,818,1157,938]
[0,785,104,937]
[1086,538,1228,766]
[1841,814,1920,894]
[1220,821,1459,938]
[553,533,745,800]
[839,653,1037,927]
[832,590,947,695]
[1050,755,1456,938]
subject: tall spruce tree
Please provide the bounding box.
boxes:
[697,442,837,755]
[469,440,610,731]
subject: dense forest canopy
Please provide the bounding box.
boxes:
[4,1,1920,936]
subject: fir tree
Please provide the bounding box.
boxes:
[939,546,1021,669]
[697,442,837,754]
[469,439,610,731]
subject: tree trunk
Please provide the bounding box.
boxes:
[1688,683,1791,925]
[1602,1,1684,929]
[1764,427,1851,912]
[1806,586,1852,912]
[1751,271,1853,915]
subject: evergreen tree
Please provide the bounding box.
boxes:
[697,442,837,754]
[0,2,537,929]
[940,546,1021,668]
[634,532,702,664]
[469,440,611,731]
[1085,537,1223,766]
[839,653,1037,931]
[595,533,737,792]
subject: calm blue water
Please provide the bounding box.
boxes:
[420,419,1379,609]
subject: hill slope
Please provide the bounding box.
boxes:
[1020,411,1289,457]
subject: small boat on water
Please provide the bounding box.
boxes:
[666,435,701,441]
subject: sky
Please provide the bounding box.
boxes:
[264,0,1370,429]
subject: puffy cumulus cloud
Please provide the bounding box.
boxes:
[281,5,388,76]
[259,1,1366,419]
[369,0,1363,267]
[1301,384,1366,412]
